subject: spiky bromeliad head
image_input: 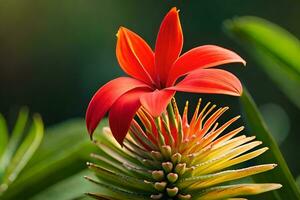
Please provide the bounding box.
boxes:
[85,99,281,200]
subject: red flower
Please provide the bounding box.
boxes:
[86,7,246,144]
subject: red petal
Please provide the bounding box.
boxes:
[140,89,176,117]
[167,45,246,86]
[155,7,183,87]
[116,27,155,85]
[86,77,150,137]
[109,89,148,145]
[169,69,242,96]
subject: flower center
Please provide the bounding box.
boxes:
[145,145,193,200]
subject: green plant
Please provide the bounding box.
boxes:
[86,100,281,200]
[224,16,300,110]
[224,16,300,199]
[0,109,106,200]
[0,108,44,196]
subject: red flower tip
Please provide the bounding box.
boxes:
[241,58,247,66]
[116,26,129,38]
[170,7,179,13]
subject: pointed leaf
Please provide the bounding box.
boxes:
[0,114,8,158]
[192,184,282,200]
[1,119,105,200]
[0,114,9,180]
[180,164,276,189]
[88,162,154,193]
[225,16,300,109]
[239,88,300,199]
[30,170,99,200]
[85,176,149,200]
[2,114,44,185]
[0,108,29,172]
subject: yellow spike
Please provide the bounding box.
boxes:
[224,147,269,168]
[183,122,218,154]
[199,141,263,174]
[180,164,276,189]
[193,135,253,164]
[186,107,225,147]
[196,184,282,200]
[193,139,262,175]
[185,109,235,153]
[197,115,241,149]
[202,107,229,130]
[202,104,217,122]
[196,108,228,139]
[196,102,212,130]
[212,126,245,148]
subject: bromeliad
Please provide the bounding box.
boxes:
[86,99,281,199]
[86,7,246,144]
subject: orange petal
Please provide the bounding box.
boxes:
[109,89,148,145]
[86,77,150,138]
[170,69,242,96]
[155,7,183,87]
[167,45,246,86]
[116,27,155,85]
[140,89,176,117]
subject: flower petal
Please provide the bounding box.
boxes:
[169,69,242,96]
[86,77,150,137]
[109,89,148,145]
[116,27,155,85]
[155,7,183,86]
[167,45,246,86]
[140,89,176,117]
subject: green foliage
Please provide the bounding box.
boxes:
[0,114,9,160]
[0,109,107,200]
[239,88,300,200]
[224,16,300,199]
[224,16,300,109]
[0,108,43,195]
[30,170,98,200]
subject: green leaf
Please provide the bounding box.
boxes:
[192,183,282,200]
[0,114,9,158]
[30,170,99,200]
[179,164,276,190]
[2,114,44,185]
[239,88,300,200]
[87,162,155,193]
[0,114,9,180]
[85,176,149,200]
[1,119,106,200]
[224,16,300,109]
[0,108,29,172]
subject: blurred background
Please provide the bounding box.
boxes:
[0,0,300,178]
